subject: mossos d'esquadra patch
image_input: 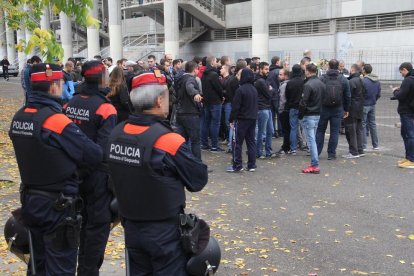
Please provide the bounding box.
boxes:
[108,141,143,166]
[11,120,35,136]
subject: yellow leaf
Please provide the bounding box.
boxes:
[399,260,405,264]
[408,234,414,240]
[351,270,369,275]
[345,230,353,235]
[259,254,268,259]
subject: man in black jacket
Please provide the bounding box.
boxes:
[343,64,365,159]
[267,56,283,137]
[316,59,351,160]
[300,64,324,173]
[393,62,414,168]
[201,56,224,152]
[224,59,247,153]
[176,61,203,160]
[1,56,10,81]
[255,62,276,158]
[227,68,258,172]
[285,64,304,154]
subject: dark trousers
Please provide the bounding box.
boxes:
[77,171,112,276]
[279,111,291,152]
[2,66,9,79]
[400,113,414,161]
[124,220,188,276]
[316,107,343,158]
[344,117,364,156]
[233,119,256,170]
[22,194,78,276]
[176,115,201,160]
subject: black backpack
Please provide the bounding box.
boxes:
[323,75,343,107]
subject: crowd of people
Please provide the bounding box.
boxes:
[18,50,414,173]
[5,49,413,275]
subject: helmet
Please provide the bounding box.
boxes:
[186,237,221,276]
[110,198,121,230]
[4,214,30,263]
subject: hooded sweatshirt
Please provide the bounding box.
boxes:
[362,73,381,106]
[201,65,224,105]
[230,69,258,122]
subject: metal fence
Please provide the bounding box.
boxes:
[269,49,414,81]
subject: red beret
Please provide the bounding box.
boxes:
[130,70,167,91]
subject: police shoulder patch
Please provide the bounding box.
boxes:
[154,133,185,156]
[42,114,72,134]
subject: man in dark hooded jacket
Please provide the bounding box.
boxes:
[343,64,365,158]
[227,68,258,172]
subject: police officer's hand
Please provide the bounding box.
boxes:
[194,94,202,103]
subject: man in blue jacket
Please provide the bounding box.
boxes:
[362,64,381,151]
[62,61,77,103]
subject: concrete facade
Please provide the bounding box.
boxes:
[87,0,101,59]
[164,0,180,58]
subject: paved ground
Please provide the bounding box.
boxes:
[0,77,413,275]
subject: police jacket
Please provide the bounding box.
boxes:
[176,73,201,115]
[64,83,117,153]
[9,91,103,194]
[107,114,208,222]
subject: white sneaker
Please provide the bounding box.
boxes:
[342,153,360,159]
[373,147,380,150]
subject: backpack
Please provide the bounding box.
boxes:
[323,75,343,107]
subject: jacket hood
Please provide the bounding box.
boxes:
[239,69,255,85]
[365,73,379,82]
[326,69,339,77]
[348,73,361,80]
[203,65,217,74]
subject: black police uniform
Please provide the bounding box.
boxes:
[64,66,117,276]
[9,86,103,275]
[107,113,208,275]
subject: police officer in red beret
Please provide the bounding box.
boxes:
[107,71,208,275]
[64,60,117,275]
[9,63,103,275]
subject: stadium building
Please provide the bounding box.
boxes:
[1,0,414,79]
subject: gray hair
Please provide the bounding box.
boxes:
[130,84,168,112]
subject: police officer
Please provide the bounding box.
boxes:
[63,60,117,275]
[9,63,103,275]
[107,72,208,275]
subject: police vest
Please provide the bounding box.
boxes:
[9,107,77,192]
[64,93,109,141]
[107,122,186,221]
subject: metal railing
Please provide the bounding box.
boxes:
[121,0,225,20]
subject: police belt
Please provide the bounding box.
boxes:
[23,189,82,213]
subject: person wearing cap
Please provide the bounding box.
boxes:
[106,71,208,275]
[9,63,103,275]
[63,60,117,275]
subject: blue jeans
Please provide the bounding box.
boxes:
[289,108,299,151]
[316,107,343,158]
[256,109,274,156]
[362,105,379,149]
[400,113,414,162]
[201,104,222,149]
[302,115,320,167]
[223,103,232,148]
